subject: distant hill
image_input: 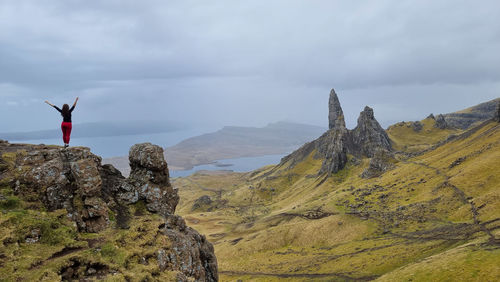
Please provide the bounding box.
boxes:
[0,120,183,141]
[443,98,500,129]
[165,121,326,169]
[104,122,326,175]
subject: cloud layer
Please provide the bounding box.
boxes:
[1,0,499,132]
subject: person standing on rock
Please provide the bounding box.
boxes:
[44,97,79,148]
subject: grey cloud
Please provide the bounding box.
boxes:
[0,0,499,133]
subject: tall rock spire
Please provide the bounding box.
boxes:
[279,89,393,176]
[329,88,346,129]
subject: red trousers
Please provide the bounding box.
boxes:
[61,122,72,144]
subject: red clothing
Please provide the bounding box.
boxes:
[61,122,72,144]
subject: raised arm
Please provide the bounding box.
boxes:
[70,97,79,111]
[44,100,55,107]
[45,100,61,112]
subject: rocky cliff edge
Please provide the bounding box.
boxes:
[0,141,217,281]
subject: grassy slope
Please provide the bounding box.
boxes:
[173,121,500,281]
[386,117,461,152]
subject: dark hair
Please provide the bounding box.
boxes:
[61,104,70,117]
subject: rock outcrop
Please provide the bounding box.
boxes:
[411,121,423,132]
[329,88,346,129]
[283,89,393,175]
[11,146,109,233]
[0,141,218,281]
[352,106,392,157]
[317,127,350,174]
[442,98,500,129]
[361,149,397,178]
[495,101,500,122]
[434,114,448,129]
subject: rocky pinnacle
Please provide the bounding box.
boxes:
[351,106,392,157]
[282,89,393,175]
[329,88,346,129]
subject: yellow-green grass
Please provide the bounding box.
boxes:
[387,117,461,152]
[174,121,500,280]
[0,179,181,281]
[376,234,500,282]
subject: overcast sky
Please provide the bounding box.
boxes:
[1,0,500,133]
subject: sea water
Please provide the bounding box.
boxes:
[169,153,287,178]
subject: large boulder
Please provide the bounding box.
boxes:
[127,143,178,216]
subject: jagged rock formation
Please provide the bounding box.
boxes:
[495,101,500,122]
[318,89,351,174]
[0,141,218,281]
[434,114,448,129]
[282,89,393,175]
[361,149,397,178]
[328,88,346,129]
[351,106,392,157]
[11,145,109,233]
[317,126,350,174]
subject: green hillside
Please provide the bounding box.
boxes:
[173,119,500,281]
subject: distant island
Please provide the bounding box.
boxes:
[104,121,326,175]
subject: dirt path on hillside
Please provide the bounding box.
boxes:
[220,270,378,281]
[405,160,499,245]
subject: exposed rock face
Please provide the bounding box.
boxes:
[284,89,393,175]
[442,98,500,129]
[317,127,350,174]
[12,146,109,233]
[317,89,351,174]
[159,214,218,281]
[328,88,346,129]
[495,101,500,122]
[361,149,396,179]
[127,143,178,216]
[434,114,448,129]
[0,141,218,281]
[352,106,392,157]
